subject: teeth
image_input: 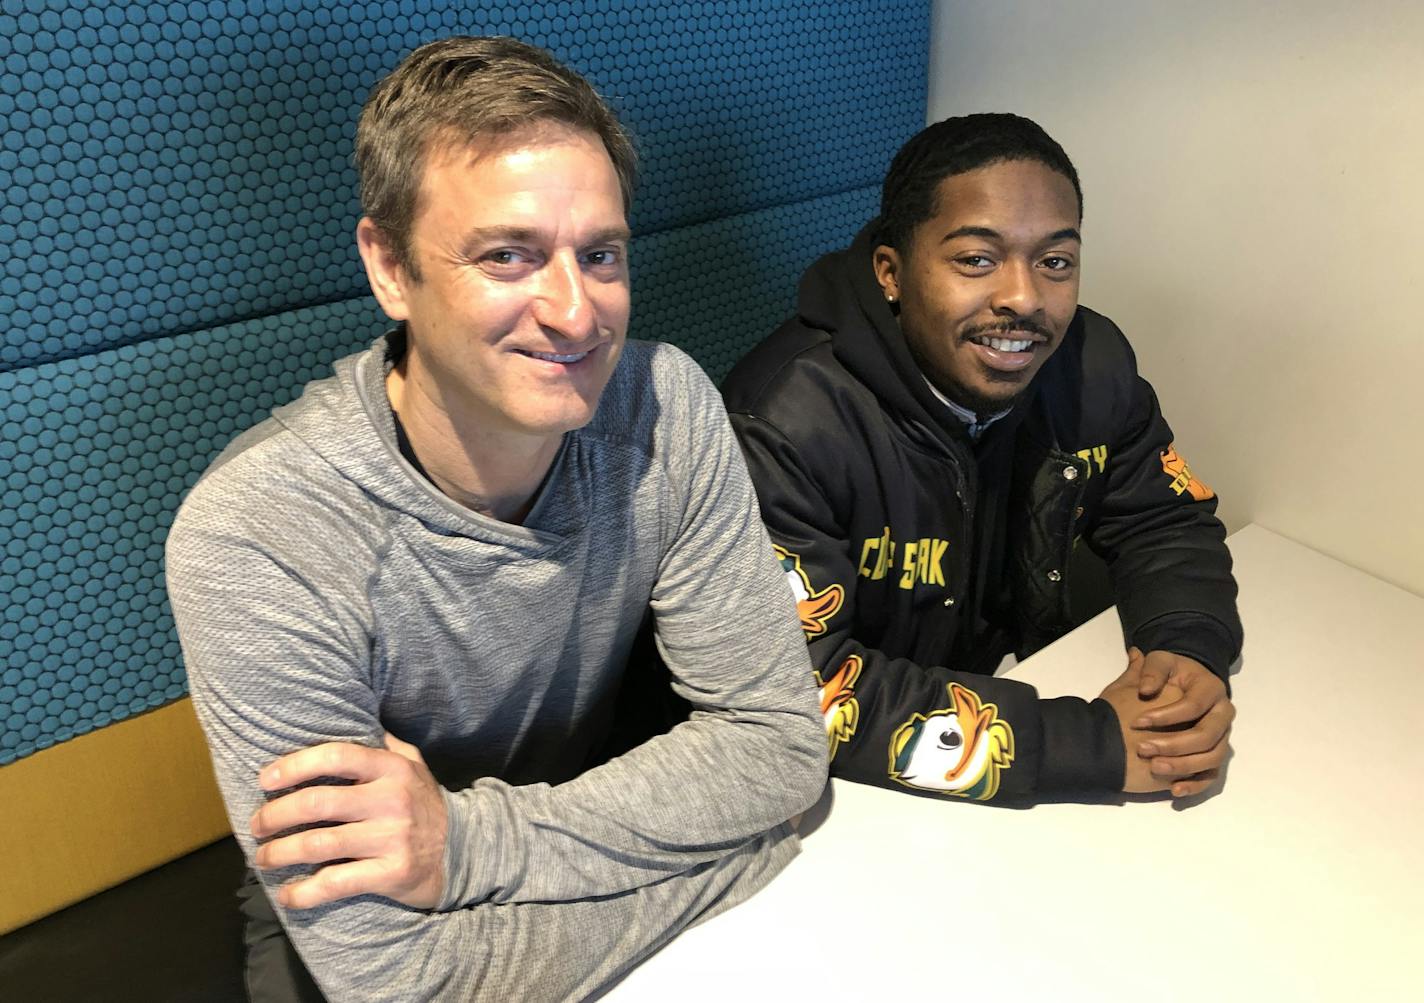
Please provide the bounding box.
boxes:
[984,338,1032,352]
[527,350,590,363]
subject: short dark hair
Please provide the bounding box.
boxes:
[878,113,1082,252]
[356,36,637,281]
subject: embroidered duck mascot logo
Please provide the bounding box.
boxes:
[775,545,844,638]
[816,655,862,761]
[888,682,1015,800]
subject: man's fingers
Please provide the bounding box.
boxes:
[1106,647,1147,691]
[254,820,389,870]
[259,741,385,792]
[1168,770,1219,799]
[1145,741,1228,781]
[383,732,425,764]
[1134,688,1234,731]
[1136,703,1233,758]
[251,784,366,838]
[275,858,395,911]
[1136,650,1173,699]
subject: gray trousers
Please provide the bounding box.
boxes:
[238,869,326,1003]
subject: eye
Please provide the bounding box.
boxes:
[581,246,625,270]
[1040,255,1075,272]
[937,731,962,749]
[955,254,995,271]
[479,248,538,276]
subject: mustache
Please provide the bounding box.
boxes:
[961,319,1054,342]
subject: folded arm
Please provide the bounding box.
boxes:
[1085,369,1243,679]
[731,413,1139,801]
[166,369,823,994]
[1081,357,1242,795]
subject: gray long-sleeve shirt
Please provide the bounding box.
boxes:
[166,334,827,1000]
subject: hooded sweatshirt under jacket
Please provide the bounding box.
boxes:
[723,223,1242,802]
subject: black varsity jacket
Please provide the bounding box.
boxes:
[722,225,1242,802]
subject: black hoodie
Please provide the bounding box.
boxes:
[723,223,1242,801]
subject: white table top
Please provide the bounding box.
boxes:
[612,525,1424,1001]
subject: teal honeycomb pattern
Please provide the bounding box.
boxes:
[1,0,930,764]
[632,186,879,384]
[1,299,386,761]
[1,0,928,370]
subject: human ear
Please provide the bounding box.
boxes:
[872,245,902,304]
[356,217,412,321]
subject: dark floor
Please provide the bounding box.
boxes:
[0,837,247,1003]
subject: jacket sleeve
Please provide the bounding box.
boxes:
[731,412,1125,801]
[1082,359,1243,680]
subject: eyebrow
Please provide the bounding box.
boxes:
[586,225,634,245]
[939,225,1082,243]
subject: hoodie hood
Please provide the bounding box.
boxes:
[800,222,954,434]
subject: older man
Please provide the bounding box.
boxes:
[167,36,824,1001]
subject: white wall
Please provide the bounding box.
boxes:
[929,0,1424,597]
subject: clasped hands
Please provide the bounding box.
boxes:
[250,733,448,911]
[247,654,1231,910]
[1099,647,1235,798]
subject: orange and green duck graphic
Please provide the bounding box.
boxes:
[1160,443,1215,501]
[816,655,862,761]
[775,545,844,638]
[888,682,1015,800]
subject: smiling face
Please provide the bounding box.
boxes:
[873,159,1081,415]
[358,125,631,449]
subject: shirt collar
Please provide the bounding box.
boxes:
[922,375,1010,441]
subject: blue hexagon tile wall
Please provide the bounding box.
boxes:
[0,0,930,763]
[1,0,928,370]
[1,299,387,763]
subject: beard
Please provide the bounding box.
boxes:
[932,368,1029,418]
[902,315,1058,419]
[908,335,1036,418]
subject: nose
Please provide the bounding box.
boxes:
[533,251,598,343]
[990,258,1043,320]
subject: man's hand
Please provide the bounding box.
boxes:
[250,733,448,910]
[1129,646,1234,798]
[1098,650,1184,794]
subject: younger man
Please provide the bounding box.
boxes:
[725,114,1241,804]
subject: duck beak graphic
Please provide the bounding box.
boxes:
[941,684,992,784]
[819,658,858,715]
[799,590,840,636]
